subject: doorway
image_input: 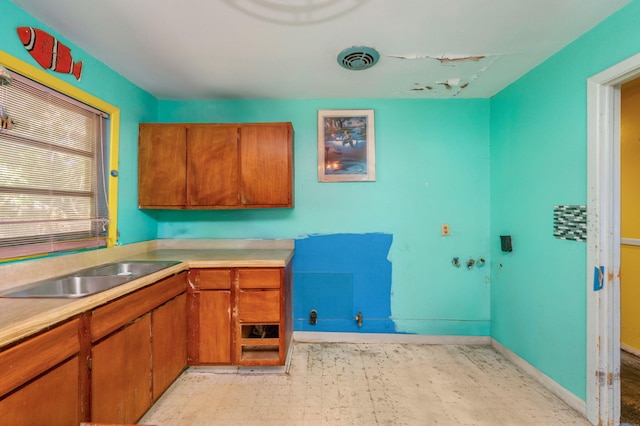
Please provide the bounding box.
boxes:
[619,77,640,425]
[587,52,640,425]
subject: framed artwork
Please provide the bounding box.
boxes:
[317,109,375,182]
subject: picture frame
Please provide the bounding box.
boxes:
[317,109,376,182]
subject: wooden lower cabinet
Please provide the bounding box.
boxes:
[187,269,232,364]
[152,293,188,401]
[91,314,152,424]
[189,266,292,367]
[89,272,187,423]
[199,290,232,363]
[0,356,80,425]
[0,318,81,424]
[236,268,287,366]
[0,260,293,423]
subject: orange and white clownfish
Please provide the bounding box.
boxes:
[17,26,82,80]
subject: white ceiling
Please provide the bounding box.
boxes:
[10,0,631,100]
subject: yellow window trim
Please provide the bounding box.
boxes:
[0,50,120,248]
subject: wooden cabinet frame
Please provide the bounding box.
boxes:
[0,272,188,424]
[187,264,292,366]
[139,122,294,210]
[88,272,187,423]
[0,258,293,423]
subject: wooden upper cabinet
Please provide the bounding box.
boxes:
[138,124,187,208]
[240,124,293,207]
[188,125,238,207]
[139,122,293,209]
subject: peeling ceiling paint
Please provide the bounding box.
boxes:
[405,54,500,96]
[7,0,631,99]
[388,54,487,63]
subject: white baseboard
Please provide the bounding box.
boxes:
[293,331,491,345]
[491,338,586,416]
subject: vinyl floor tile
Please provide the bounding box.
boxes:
[140,343,590,426]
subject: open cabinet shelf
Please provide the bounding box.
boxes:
[237,323,282,365]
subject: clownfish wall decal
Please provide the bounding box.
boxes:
[16,26,83,80]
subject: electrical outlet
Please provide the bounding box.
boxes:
[441,224,450,236]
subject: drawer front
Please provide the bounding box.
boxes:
[198,269,232,290]
[237,290,280,322]
[238,268,281,289]
[0,318,80,398]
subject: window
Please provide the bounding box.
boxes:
[0,70,110,259]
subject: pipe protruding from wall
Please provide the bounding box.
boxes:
[355,311,363,327]
[309,309,317,325]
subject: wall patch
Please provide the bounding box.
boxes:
[293,233,395,332]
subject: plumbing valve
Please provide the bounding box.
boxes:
[467,258,475,270]
[355,311,363,327]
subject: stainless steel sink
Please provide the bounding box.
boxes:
[74,261,181,277]
[2,275,135,298]
[0,260,181,298]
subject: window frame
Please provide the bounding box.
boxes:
[0,50,120,260]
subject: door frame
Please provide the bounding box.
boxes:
[586,52,640,424]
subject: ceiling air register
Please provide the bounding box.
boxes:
[337,46,379,70]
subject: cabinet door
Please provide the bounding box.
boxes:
[188,125,238,207]
[91,314,152,424]
[139,124,187,208]
[152,293,187,401]
[239,124,292,207]
[0,357,79,426]
[199,290,232,363]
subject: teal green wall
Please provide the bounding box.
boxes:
[1,0,159,245]
[155,99,492,335]
[490,0,640,400]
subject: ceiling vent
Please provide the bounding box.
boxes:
[337,46,379,71]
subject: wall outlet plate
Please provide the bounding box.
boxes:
[442,224,450,236]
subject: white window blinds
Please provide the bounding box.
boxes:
[0,71,109,259]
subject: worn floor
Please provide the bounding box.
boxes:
[140,343,589,425]
[622,349,640,425]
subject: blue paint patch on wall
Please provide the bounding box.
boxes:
[293,233,396,333]
[295,272,353,319]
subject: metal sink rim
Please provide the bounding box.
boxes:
[0,260,181,299]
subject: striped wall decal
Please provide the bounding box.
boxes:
[553,205,587,242]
